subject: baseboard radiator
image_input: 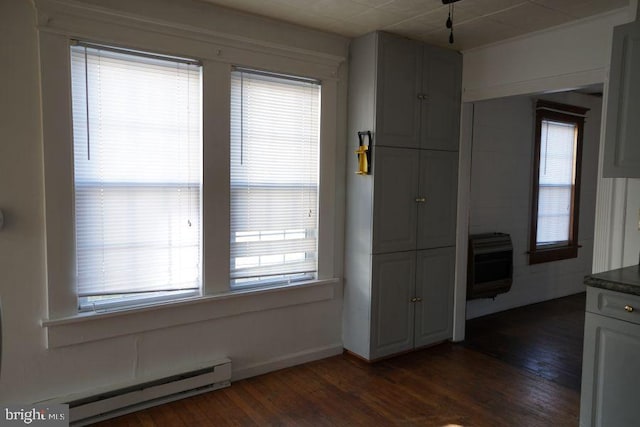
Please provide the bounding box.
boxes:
[41,358,231,426]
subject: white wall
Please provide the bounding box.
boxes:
[452,3,640,330]
[0,0,348,404]
[466,92,602,319]
[623,179,640,266]
[462,8,636,102]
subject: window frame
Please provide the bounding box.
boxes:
[229,68,321,290]
[69,42,204,311]
[528,100,588,265]
[36,0,344,338]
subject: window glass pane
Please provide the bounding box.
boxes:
[536,186,572,245]
[536,120,577,246]
[230,70,320,289]
[70,44,202,309]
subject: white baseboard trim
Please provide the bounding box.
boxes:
[232,344,343,382]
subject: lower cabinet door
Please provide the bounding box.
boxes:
[414,246,455,348]
[371,251,416,359]
[580,312,640,427]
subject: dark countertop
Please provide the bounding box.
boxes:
[585,265,640,296]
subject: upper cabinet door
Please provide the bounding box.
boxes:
[417,150,458,249]
[604,21,640,178]
[421,46,462,151]
[372,147,420,254]
[375,33,422,149]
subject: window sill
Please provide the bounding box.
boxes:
[42,278,340,348]
[528,245,580,264]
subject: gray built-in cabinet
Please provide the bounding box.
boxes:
[580,283,640,426]
[603,19,640,177]
[343,31,461,361]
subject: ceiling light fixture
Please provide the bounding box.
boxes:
[442,0,462,44]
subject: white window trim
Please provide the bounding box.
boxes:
[36,0,344,347]
[42,278,339,348]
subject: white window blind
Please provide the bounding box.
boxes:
[536,119,578,246]
[70,43,202,310]
[230,69,320,289]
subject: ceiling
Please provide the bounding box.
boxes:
[199,0,630,50]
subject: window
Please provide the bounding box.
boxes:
[230,69,320,289]
[70,42,203,310]
[529,100,588,264]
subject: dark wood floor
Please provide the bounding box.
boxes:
[95,294,585,426]
[464,292,585,391]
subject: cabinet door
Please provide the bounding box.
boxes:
[604,21,640,177]
[372,147,420,254]
[580,312,640,427]
[414,247,455,348]
[375,33,422,149]
[420,46,462,151]
[417,150,458,249]
[371,252,416,359]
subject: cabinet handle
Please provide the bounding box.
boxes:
[416,93,428,100]
[415,197,426,203]
[410,297,417,302]
[625,305,634,313]
[415,297,422,302]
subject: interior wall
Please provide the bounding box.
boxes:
[0,0,348,404]
[454,2,639,334]
[466,91,602,319]
[623,179,640,266]
[462,7,635,102]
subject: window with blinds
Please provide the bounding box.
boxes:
[536,120,577,245]
[230,69,320,289]
[529,101,587,264]
[70,42,202,310]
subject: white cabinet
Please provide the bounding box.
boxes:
[369,248,456,360]
[343,31,461,361]
[580,286,640,426]
[414,247,456,347]
[371,147,420,254]
[603,20,640,177]
[371,147,458,254]
[371,252,416,357]
[376,34,461,151]
[417,150,458,249]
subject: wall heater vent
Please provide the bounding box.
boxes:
[39,358,231,426]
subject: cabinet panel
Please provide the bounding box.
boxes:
[417,150,458,249]
[421,46,462,151]
[604,22,640,177]
[371,252,416,359]
[580,312,640,427]
[414,247,455,347]
[586,287,640,325]
[376,34,422,149]
[372,147,420,254]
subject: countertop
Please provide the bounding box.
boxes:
[585,265,640,296]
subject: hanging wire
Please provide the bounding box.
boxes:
[449,4,455,44]
[84,46,91,160]
[543,121,549,175]
[240,71,244,165]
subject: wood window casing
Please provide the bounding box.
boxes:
[529,100,588,265]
